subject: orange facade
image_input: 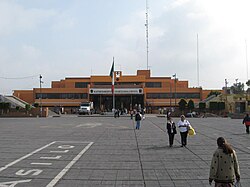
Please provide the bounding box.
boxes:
[13,70,216,112]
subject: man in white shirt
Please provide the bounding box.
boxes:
[177,115,190,147]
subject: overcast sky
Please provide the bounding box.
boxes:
[0,0,250,94]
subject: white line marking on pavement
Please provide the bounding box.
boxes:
[46,142,94,187]
[75,123,102,128]
[50,150,69,153]
[40,156,62,160]
[0,141,56,172]
[31,163,52,166]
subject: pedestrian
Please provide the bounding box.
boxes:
[135,111,142,130]
[242,113,250,134]
[209,137,240,187]
[177,115,190,147]
[166,116,177,147]
[130,110,133,119]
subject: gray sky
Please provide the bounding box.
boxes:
[0,0,250,94]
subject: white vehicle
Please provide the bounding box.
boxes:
[78,102,94,115]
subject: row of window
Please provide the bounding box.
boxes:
[75,82,162,88]
[36,93,88,99]
[146,93,200,99]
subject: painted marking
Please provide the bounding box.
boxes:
[0,179,32,186]
[0,141,56,172]
[58,145,74,149]
[40,156,62,160]
[31,163,52,166]
[16,169,43,176]
[75,123,102,128]
[46,142,94,187]
[50,150,69,153]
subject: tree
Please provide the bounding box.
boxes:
[207,91,221,98]
[25,104,31,114]
[33,103,39,108]
[246,80,250,94]
[178,99,187,112]
[230,82,244,94]
[187,100,194,112]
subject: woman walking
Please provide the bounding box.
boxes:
[166,116,177,147]
[177,115,190,147]
[209,137,240,187]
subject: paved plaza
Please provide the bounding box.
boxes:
[0,115,249,187]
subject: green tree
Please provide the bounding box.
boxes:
[178,99,187,112]
[33,103,39,108]
[187,99,194,112]
[230,82,244,94]
[246,80,250,95]
[25,104,31,114]
[207,91,221,98]
[16,106,20,111]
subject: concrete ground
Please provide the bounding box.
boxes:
[0,115,249,187]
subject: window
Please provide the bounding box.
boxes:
[36,93,88,99]
[145,82,162,88]
[146,93,200,99]
[75,82,89,88]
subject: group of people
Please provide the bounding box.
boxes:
[166,115,241,186]
[166,115,191,147]
[132,111,242,186]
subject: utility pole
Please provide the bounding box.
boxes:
[39,75,43,117]
[225,79,228,101]
[145,0,149,70]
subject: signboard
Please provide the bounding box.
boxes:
[89,88,143,95]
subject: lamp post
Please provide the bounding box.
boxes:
[173,73,177,107]
[170,82,172,108]
[39,75,43,117]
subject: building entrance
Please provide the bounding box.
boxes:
[91,95,144,112]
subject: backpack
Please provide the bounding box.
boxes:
[135,113,142,121]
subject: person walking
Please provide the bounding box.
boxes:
[209,137,240,187]
[166,116,177,147]
[242,113,250,134]
[177,115,190,147]
[135,111,142,130]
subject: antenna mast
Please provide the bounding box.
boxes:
[145,0,149,70]
[246,39,249,81]
[197,34,200,87]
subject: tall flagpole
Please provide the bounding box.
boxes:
[197,34,200,87]
[112,57,115,113]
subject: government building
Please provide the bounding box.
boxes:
[13,70,214,113]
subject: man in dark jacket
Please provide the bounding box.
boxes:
[135,111,142,129]
[242,113,250,134]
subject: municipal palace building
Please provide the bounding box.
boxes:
[13,70,215,113]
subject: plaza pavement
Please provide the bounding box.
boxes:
[0,115,249,187]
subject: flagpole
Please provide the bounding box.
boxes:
[112,57,115,113]
[112,71,115,112]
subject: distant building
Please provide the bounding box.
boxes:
[13,70,218,113]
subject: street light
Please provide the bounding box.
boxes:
[39,75,43,117]
[172,73,177,107]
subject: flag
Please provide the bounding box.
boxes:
[109,59,114,77]
[109,57,115,94]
